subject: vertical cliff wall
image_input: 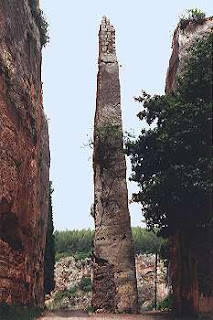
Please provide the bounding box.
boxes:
[0,0,49,306]
[165,17,213,314]
[166,17,213,94]
[92,17,138,313]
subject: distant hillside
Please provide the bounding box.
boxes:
[54,227,166,261]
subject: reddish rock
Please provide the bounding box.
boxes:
[0,0,49,306]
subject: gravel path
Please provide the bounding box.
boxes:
[39,310,202,320]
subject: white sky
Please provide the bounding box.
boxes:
[41,0,212,230]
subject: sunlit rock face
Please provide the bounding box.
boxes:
[47,255,168,311]
[0,0,49,307]
[165,16,213,94]
[165,17,213,314]
[92,17,138,313]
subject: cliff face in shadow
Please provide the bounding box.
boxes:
[165,17,213,315]
[0,0,49,306]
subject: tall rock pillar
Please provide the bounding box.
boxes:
[0,0,49,306]
[92,17,138,313]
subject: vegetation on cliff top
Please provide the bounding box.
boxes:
[126,33,212,236]
[179,8,206,30]
[29,0,49,47]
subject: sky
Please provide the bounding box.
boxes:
[41,0,212,231]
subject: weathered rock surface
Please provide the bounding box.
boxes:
[165,16,213,94]
[46,257,92,310]
[136,255,169,312]
[0,0,49,306]
[54,257,92,292]
[92,17,138,313]
[165,17,213,314]
[47,255,168,312]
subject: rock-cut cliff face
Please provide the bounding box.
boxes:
[165,16,213,94]
[0,0,49,306]
[165,17,213,314]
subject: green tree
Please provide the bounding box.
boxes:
[54,229,93,261]
[44,182,55,294]
[54,227,166,259]
[126,33,212,315]
[127,34,212,235]
[132,227,165,254]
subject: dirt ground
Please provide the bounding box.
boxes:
[38,310,207,320]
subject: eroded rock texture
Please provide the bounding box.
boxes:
[92,17,138,313]
[165,17,213,314]
[0,0,49,306]
[166,17,213,94]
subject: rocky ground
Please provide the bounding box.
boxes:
[45,255,169,312]
[136,255,169,311]
[39,310,203,320]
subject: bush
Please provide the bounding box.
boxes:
[0,303,42,320]
[186,8,206,21]
[88,306,95,313]
[74,251,92,261]
[55,252,71,262]
[78,277,92,292]
[95,121,123,170]
[46,299,67,311]
[54,287,77,301]
[47,287,78,310]
[179,8,206,30]
[158,294,173,311]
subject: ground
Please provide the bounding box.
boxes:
[39,310,203,320]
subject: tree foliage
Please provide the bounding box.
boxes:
[126,34,212,235]
[44,182,55,294]
[94,121,123,171]
[54,229,93,261]
[0,303,42,320]
[132,227,165,254]
[54,227,165,259]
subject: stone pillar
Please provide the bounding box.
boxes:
[92,17,138,313]
[0,0,49,307]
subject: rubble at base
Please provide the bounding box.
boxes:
[46,254,169,311]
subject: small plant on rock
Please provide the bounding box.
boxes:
[187,8,206,21]
[54,287,77,301]
[95,121,123,170]
[79,277,92,292]
[179,8,206,30]
[29,0,49,47]
[158,294,173,311]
